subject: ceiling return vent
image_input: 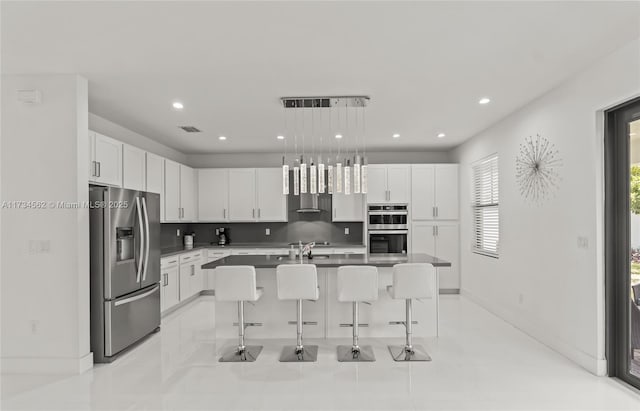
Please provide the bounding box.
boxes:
[178,126,201,133]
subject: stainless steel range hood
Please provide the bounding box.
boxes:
[296,192,321,213]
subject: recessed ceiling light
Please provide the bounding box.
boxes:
[478,97,491,105]
[437,133,446,138]
[218,136,227,141]
[172,101,184,110]
[392,133,400,138]
[335,134,343,139]
[277,135,285,140]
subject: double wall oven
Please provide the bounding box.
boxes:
[367,204,408,255]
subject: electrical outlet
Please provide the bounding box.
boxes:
[265,228,271,236]
[577,236,589,249]
[30,320,39,335]
[344,227,350,235]
[215,228,219,236]
[177,229,181,237]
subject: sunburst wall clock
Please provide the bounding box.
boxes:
[515,134,563,204]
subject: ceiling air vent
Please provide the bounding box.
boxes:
[178,126,201,133]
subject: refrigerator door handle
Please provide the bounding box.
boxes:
[114,284,160,307]
[135,197,144,283]
[141,197,150,282]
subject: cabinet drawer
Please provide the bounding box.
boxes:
[207,249,231,260]
[179,251,201,264]
[231,249,260,255]
[161,257,179,268]
[336,247,366,255]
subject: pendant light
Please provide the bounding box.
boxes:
[293,107,300,195]
[344,158,351,195]
[300,108,307,193]
[361,104,368,194]
[281,105,289,195]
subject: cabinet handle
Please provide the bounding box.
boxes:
[258,208,261,219]
[191,265,195,276]
[252,209,255,218]
[97,162,101,177]
[223,208,226,219]
[436,206,439,217]
[432,207,436,217]
[333,208,336,218]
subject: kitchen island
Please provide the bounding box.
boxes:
[202,253,450,339]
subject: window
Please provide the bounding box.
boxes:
[472,154,499,257]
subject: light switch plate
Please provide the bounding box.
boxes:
[344,227,350,235]
[177,229,181,237]
[265,228,271,236]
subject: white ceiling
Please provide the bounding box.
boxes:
[2,1,640,154]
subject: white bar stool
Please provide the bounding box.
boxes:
[387,263,435,362]
[215,265,263,362]
[336,265,379,362]
[276,264,319,362]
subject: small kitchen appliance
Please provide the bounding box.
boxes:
[217,227,229,246]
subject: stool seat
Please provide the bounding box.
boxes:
[214,265,263,362]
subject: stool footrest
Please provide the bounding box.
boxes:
[339,323,369,327]
[233,322,263,327]
[388,321,418,325]
[287,321,317,325]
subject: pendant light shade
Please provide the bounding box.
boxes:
[344,159,351,195]
[336,162,343,193]
[353,155,361,194]
[327,164,334,194]
[310,159,317,194]
[318,161,325,194]
[300,159,307,194]
[282,162,289,195]
[293,166,300,195]
[361,161,368,194]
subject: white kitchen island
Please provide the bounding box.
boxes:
[202,253,450,340]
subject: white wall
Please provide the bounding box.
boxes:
[187,150,451,168]
[451,38,640,375]
[1,74,92,373]
[89,113,188,164]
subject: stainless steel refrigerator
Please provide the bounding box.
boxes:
[89,185,161,363]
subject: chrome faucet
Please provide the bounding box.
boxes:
[298,241,315,262]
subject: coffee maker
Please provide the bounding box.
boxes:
[217,227,229,246]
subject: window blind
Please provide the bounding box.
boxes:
[472,154,499,257]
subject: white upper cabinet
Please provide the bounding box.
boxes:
[164,159,181,222]
[228,168,257,221]
[198,168,229,221]
[367,165,388,203]
[332,192,364,222]
[256,168,288,222]
[367,164,410,204]
[145,152,164,194]
[180,165,197,221]
[122,144,146,191]
[89,130,122,187]
[387,165,410,203]
[411,164,459,220]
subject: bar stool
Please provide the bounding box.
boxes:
[276,264,319,362]
[387,263,435,362]
[336,265,379,362]
[215,266,263,362]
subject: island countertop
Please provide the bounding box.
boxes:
[201,253,451,269]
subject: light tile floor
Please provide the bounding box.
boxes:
[2,295,640,410]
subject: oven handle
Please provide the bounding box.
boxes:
[368,230,408,235]
[367,211,408,216]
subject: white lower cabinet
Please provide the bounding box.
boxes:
[179,252,203,300]
[160,258,180,313]
[411,222,460,291]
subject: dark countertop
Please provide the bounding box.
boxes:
[161,242,366,258]
[201,253,451,269]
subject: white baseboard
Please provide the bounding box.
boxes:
[1,352,94,375]
[461,289,606,376]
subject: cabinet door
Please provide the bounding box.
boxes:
[94,132,122,187]
[228,169,257,221]
[434,165,459,220]
[161,265,180,312]
[367,165,388,203]
[145,153,164,194]
[411,223,436,256]
[256,168,287,222]
[190,259,203,296]
[332,192,364,221]
[180,165,197,221]
[435,224,460,290]
[88,131,96,181]
[387,165,410,203]
[411,165,435,220]
[122,144,146,191]
[164,160,181,222]
[179,263,192,301]
[198,169,229,221]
